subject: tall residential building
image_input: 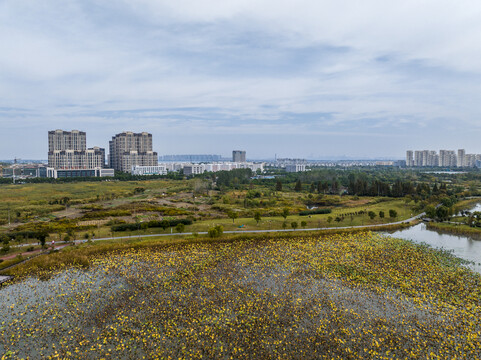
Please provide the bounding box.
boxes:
[47,130,105,170]
[48,129,86,152]
[109,132,158,172]
[439,150,457,167]
[406,151,414,167]
[232,150,246,162]
[457,149,466,167]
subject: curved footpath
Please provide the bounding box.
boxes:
[68,211,426,244]
[1,212,426,273]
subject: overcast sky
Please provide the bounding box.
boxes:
[2,0,481,159]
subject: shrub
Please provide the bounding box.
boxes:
[208,225,224,238]
[299,208,332,216]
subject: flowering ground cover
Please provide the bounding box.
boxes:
[1,232,481,359]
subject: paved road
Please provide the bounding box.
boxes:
[11,212,426,248]
[70,212,426,244]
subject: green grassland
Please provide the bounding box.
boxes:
[0,180,418,250]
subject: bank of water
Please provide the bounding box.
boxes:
[385,223,481,273]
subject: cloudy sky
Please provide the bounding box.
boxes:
[2,0,481,160]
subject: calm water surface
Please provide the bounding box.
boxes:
[385,202,481,273]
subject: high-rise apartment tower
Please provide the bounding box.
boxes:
[109,132,158,172]
[232,150,246,163]
[48,130,105,169]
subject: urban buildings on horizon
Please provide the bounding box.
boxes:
[406,149,481,168]
[108,131,158,172]
[232,150,246,163]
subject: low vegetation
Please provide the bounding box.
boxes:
[1,232,480,359]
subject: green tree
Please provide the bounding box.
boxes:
[436,206,449,221]
[208,225,224,238]
[38,232,47,248]
[175,223,185,233]
[254,211,261,225]
[425,205,436,219]
[275,180,283,192]
[389,209,397,219]
[301,220,307,228]
[368,211,376,220]
[327,216,333,224]
[294,179,302,192]
[291,221,298,230]
[282,221,287,229]
[228,211,238,224]
[379,211,385,219]
[282,208,289,220]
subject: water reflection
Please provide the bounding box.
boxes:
[385,223,481,273]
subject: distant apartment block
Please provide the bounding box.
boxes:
[285,164,307,172]
[131,165,167,176]
[232,150,246,163]
[159,162,264,175]
[159,154,222,162]
[109,132,158,172]
[48,129,86,152]
[46,168,114,179]
[47,130,106,171]
[406,151,414,167]
[406,149,481,168]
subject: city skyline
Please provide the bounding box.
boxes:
[3,1,481,159]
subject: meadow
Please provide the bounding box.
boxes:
[1,232,480,359]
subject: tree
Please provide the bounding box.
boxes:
[175,223,185,233]
[282,208,289,220]
[436,206,449,221]
[208,225,223,238]
[301,220,307,228]
[327,216,333,224]
[310,183,316,193]
[425,205,436,219]
[282,221,287,229]
[368,211,376,220]
[379,211,385,219]
[291,221,298,230]
[38,232,47,248]
[275,180,283,192]
[228,211,238,223]
[294,180,302,192]
[254,211,261,225]
[389,209,397,219]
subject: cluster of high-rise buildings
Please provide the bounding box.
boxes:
[47,130,158,177]
[42,130,263,178]
[406,149,481,168]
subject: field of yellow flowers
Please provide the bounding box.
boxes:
[1,232,481,359]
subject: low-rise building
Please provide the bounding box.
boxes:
[131,165,167,175]
[286,164,306,172]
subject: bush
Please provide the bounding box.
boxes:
[111,219,193,232]
[299,208,332,216]
[208,225,224,238]
[1,244,10,254]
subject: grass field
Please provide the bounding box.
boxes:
[0,180,419,254]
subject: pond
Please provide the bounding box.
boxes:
[385,202,481,273]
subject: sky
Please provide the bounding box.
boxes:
[2,0,481,160]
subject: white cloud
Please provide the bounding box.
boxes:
[2,0,481,158]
